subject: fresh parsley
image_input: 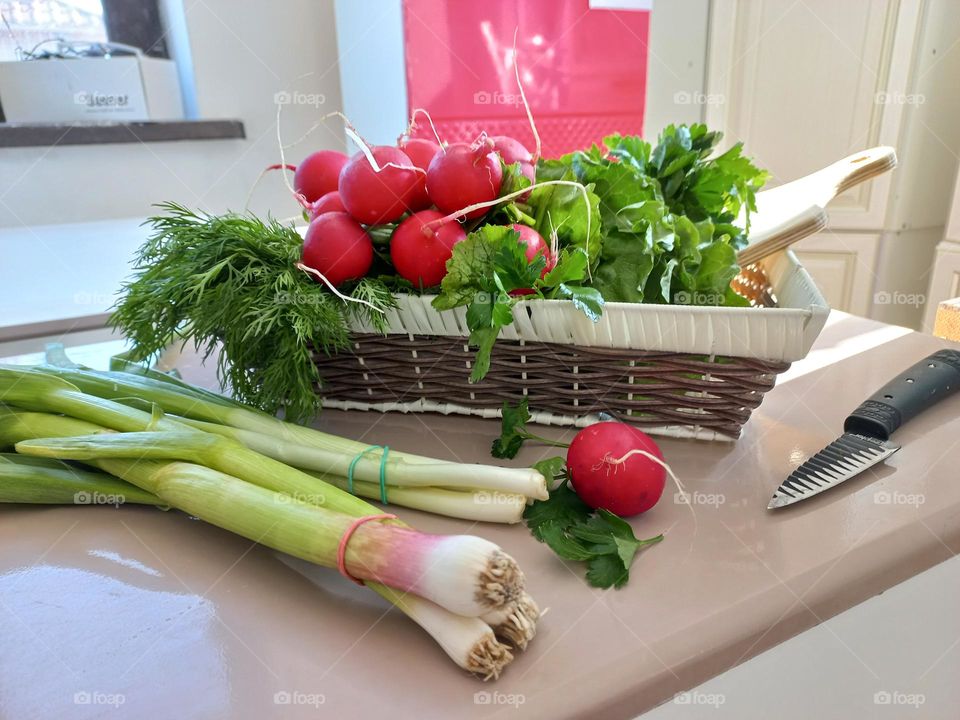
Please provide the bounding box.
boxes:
[433,226,600,382]
[555,125,768,305]
[491,399,571,459]
[524,460,663,589]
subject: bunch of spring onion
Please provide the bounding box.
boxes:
[0,364,542,678]
[29,358,549,521]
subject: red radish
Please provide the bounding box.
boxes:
[566,422,666,517]
[492,136,535,200]
[426,138,503,219]
[515,224,553,273]
[390,209,466,287]
[339,146,422,225]
[399,137,440,212]
[401,137,442,168]
[509,224,555,296]
[301,212,373,287]
[308,190,346,219]
[294,150,348,204]
[491,135,532,165]
[511,161,536,201]
[518,162,535,185]
[491,136,535,201]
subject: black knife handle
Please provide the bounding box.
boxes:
[844,349,960,440]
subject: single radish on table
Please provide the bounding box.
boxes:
[426,137,503,219]
[301,211,373,287]
[510,224,555,295]
[399,137,441,212]
[566,422,666,517]
[294,150,348,204]
[390,209,466,288]
[307,190,346,219]
[338,146,422,225]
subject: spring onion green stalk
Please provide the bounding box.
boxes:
[0,406,106,443]
[0,453,161,506]
[0,450,515,678]
[480,592,541,651]
[16,434,524,617]
[1,378,522,522]
[0,409,527,615]
[312,471,527,524]
[8,429,377,518]
[0,393,523,523]
[0,368,186,433]
[27,365,548,500]
[176,415,548,499]
[0,369,377,518]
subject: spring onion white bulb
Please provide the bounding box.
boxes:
[373,584,513,680]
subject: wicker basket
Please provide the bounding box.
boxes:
[315,250,829,440]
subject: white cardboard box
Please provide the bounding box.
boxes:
[0,56,184,123]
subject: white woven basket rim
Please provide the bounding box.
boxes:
[349,250,829,364]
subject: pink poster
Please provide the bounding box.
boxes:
[402,0,650,157]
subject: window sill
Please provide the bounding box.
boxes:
[0,217,149,341]
[0,119,245,148]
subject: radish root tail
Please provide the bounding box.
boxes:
[274,102,313,210]
[512,28,541,164]
[423,179,592,262]
[295,262,385,314]
[595,449,698,539]
[244,163,299,212]
[343,125,425,177]
[404,107,445,150]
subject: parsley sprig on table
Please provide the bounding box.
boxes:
[525,458,663,589]
[492,399,570,459]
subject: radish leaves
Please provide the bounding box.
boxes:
[434,225,597,382]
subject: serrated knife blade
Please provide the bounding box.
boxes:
[768,433,900,509]
[768,349,960,510]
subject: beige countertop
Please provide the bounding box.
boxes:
[1,311,958,719]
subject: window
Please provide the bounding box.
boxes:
[0,0,167,62]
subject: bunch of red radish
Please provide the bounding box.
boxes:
[293,134,551,290]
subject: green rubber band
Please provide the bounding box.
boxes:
[347,445,390,504]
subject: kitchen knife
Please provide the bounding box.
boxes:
[768,349,960,509]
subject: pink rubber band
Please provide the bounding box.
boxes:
[336,513,398,585]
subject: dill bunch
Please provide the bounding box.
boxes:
[110,202,395,422]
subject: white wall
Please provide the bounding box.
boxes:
[704,0,960,329]
[644,0,709,135]
[0,0,345,228]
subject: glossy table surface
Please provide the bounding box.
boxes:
[2,312,959,720]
